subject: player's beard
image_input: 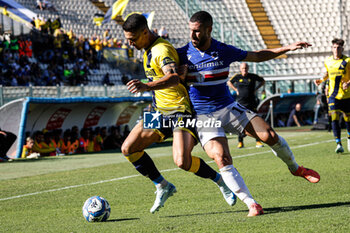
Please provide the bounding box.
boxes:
[192,34,209,50]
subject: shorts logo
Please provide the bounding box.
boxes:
[143,111,162,129]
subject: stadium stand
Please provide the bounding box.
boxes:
[2,0,349,101]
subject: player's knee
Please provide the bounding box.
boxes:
[213,153,231,167]
[174,158,190,170]
[121,140,132,155]
[259,128,278,145]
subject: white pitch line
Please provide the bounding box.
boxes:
[0,139,334,202]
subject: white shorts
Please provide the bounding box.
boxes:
[196,102,257,146]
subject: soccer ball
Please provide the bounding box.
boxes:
[82,196,111,222]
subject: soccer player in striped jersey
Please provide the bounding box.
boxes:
[315,38,350,153]
[122,14,236,214]
[177,11,320,216]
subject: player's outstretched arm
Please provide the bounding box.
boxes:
[126,63,181,94]
[244,41,312,62]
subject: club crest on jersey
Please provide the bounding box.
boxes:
[211,51,219,60]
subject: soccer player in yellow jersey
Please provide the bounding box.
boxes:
[121,14,236,214]
[315,38,350,153]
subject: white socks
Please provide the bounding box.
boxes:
[220,165,256,208]
[271,135,299,172]
[155,179,168,189]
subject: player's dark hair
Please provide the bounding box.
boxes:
[332,38,344,46]
[190,11,213,27]
[122,14,148,33]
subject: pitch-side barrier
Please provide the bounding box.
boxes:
[0,97,151,158]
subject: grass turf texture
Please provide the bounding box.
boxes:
[1,129,349,232]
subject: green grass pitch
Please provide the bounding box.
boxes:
[0,129,349,233]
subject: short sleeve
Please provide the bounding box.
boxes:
[253,74,264,82]
[153,43,178,68]
[224,44,248,63]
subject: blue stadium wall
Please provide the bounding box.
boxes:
[0,97,152,158]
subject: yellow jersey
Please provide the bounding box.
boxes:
[21,146,32,158]
[143,37,191,115]
[324,55,350,99]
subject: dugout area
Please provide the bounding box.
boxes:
[0,97,151,159]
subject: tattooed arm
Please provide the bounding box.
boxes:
[127,63,182,94]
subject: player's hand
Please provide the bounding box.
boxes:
[126,79,149,93]
[0,131,6,136]
[342,81,350,90]
[314,79,322,86]
[288,41,312,51]
[178,64,188,82]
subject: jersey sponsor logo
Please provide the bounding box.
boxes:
[145,69,157,77]
[188,60,224,70]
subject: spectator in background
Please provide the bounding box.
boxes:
[0,129,17,162]
[78,128,90,153]
[32,131,56,156]
[9,35,19,55]
[287,103,306,127]
[93,127,104,152]
[152,28,158,35]
[36,0,43,11]
[103,126,122,150]
[2,6,9,16]
[87,129,95,152]
[313,82,329,125]
[18,36,26,57]
[25,38,33,58]
[51,18,62,32]
[227,62,265,148]
[159,26,169,39]
[121,74,129,85]
[122,125,130,141]
[30,17,36,28]
[103,29,111,40]
[102,72,111,85]
[21,137,40,159]
[43,0,57,12]
[59,129,72,154]
[92,36,103,62]
[70,128,79,154]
